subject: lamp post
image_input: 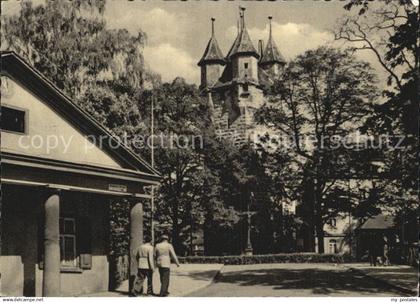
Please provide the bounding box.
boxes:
[150,91,155,245]
[244,204,254,255]
[150,92,155,245]
[242,192,256,255]
[144,82,156,245]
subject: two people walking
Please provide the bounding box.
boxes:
[368,235,391,267]
[133,234,180,297]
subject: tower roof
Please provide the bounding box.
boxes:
[260,16,285,65]
[227,7,259,60]
[198,18,226,66]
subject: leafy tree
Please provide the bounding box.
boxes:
[255,134,306,253]
[2,0,159,283]
[335,0,418,213]
[2,1,249,257]
[199,137,242,255]
[256,47,379,252]
[2,0,159,138]
[203,137,292,255]
[139,78,212,254]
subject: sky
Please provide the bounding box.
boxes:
[2,0,385,85]
[104,0,346,84]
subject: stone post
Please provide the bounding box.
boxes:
[43,194,61,297]
[129,201,143,292]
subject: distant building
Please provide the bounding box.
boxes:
[355,214,397,261]
[0,52,160,296]
[198,8,285,145]
[323,216,356,255]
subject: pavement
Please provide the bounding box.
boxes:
[83,264,223,297]
[83,262,418,297]
[188,263,417,297]
[343,263,418,296]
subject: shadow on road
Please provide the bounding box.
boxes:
[213,267,404,295]
[174,269,220,281]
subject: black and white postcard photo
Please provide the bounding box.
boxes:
[0,0,418,299]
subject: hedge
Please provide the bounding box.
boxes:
[179,253,351,265]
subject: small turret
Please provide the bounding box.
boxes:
[259,16,286,76]
[227,7,260,84]
[198,18,226,90]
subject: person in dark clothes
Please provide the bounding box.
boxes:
[368,238,377,267]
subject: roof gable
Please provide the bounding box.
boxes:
[1,51,160,180]
[360,215,396,230]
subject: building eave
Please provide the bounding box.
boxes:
[0,51,161,179]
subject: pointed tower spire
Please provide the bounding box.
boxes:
[260,16,285,65]
[240,6,245,30]
[198,17,225,66]
[226,7,259,60]
[237,16,240,35]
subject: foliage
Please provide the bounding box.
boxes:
[1,0,159,138]
[256,47,380,252]
[140,86,296,256]
[1,0,160,274]
[178,252,350,265]
[5,0,413,262]
[2,0,257,257]
[336,0,418,215]
[139,78,213,254]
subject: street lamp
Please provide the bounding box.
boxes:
[144,82,156,245]
[241,192,256,255]
[150,92,155,245]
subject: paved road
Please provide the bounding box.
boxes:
[188,263,406,297]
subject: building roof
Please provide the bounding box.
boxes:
[260,36,285,65]
[1,51,161,182]
[260,17,285,65]
[198,18,225,66]
[227,8,259,60]
[360,215,396,230]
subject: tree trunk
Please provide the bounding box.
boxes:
[314,170,324,254]
[171,198,181,253]
[316,219,325,254]
[189,210,194,256]
[172,225,180,252]
[315,192,324,253]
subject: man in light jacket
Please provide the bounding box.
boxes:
[134,234,155,296]
[155,234,180,297]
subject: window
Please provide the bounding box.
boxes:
[329,239,337,254]
[60,217,77,267]
[243,83,249,92]
[244,63,249,69]
[328,218,337,227]
[1,106,26,133]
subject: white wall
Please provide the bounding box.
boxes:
[0,256,24,296]
[1,76,123,169]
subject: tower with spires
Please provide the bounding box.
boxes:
[198,8,286,145]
